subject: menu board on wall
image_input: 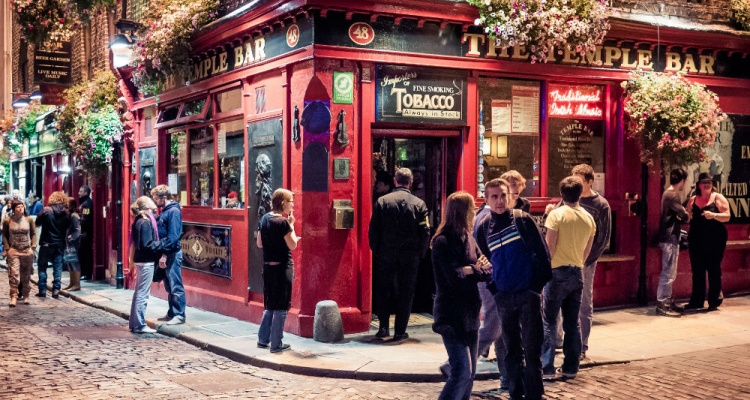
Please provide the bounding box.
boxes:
[511,85,540,134]
[491,100,511,133]
[547,118,605,195]
[705,114,750,223]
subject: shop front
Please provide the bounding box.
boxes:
[124,0,750,337]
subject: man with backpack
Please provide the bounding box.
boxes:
[476,178,551,400]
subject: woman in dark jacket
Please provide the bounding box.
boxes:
[63,198,82,291]
[128,196,163,334]
[432,191,492,400]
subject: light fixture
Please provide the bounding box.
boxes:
[110,19,141,69]
[12,97,29,108]
[29,90,42,100]
[497,135,508,158]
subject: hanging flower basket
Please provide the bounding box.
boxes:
[132,0,219,96]
[731,0,750,31]
[621,71,727,167]
[6,104,53,155]
[467,0,610,63]
[11,0,117,47]
[57,71,122,176]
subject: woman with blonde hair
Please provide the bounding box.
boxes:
[256,188,299,353]
[431,191,491,399]
[129,196,164,333]
[35,191,71,298]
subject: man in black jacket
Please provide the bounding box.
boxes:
[369,168,430,341]
[36,191,71,298]
[78,185,94,280]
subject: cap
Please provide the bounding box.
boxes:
[227,191,238,198]
[698,172,713,183]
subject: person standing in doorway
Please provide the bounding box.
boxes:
[656,168,689,317]
[36,191,72,299]
[78,185,94,281]
[369,167,431,342]
[2,200,36,306]
[256,188,299,353]
[151,185,186,325]
[542,177,596,380]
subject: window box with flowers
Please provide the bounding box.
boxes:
[467,0,610,63]
[621,71,727,168]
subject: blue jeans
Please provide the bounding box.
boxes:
[657,243,680,304]
[543,266,583,376]
[129,262,154,331]
[163,251,186,319]
[37,246,63,293]
[477,282,508,387]
[439,331,478,400]
[579,261,597,353]
[258,309,288,349]
[494,290,544,400]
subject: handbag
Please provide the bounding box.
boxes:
[679,229,689,251]
[63,245,79,264]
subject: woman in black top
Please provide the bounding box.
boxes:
[685,173,730,311]
[256,188,299,353]
[63,198,82,291]
[432,191,491,400]
[128,196,163,333]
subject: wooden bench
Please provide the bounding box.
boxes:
[598,254,636,263]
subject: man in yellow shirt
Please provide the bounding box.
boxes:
[542,176,596,380]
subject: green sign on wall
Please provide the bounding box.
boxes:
[333,71,354,104]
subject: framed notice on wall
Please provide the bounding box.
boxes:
[180,222,232,279]
[511,85,540,134]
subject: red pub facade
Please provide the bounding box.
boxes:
[122,0,750,337]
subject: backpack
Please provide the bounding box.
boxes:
[511,209,552,292]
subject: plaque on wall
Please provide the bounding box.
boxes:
[180,222,232,278]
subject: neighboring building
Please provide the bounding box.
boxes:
[111,0,748,338]
[6,8,116,282]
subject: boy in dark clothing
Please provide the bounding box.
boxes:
[475,178,551,400]
[151,185,186,325]
[36,191,71,298]
[656,168,690,317]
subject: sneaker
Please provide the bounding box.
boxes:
[257,342,270,349]
[557,368,576,379]
[542,371,557,380]
[270,343,291,353]
[35,292,46,298]
[670,302,685,313]
[157,315,172,321]
[165,316,185,325]
[22,298,30,305]
[656,304,681,318]
[134,327,157,334]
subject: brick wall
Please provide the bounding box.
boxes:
[612,0,732,24]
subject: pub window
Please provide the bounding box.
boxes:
[215,88,242,114]
[157,106,180,124]
[217,119,245,208]
[167,129,188,205]
[182,98,207,117]
[546,83,606,196]
[478,78,542,198]
[190,126,215,206]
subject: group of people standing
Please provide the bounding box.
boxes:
[3,186,93,307]
[656,169,730,317]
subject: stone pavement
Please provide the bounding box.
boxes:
[16,267,750,383]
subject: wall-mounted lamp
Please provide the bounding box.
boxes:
[12,97,29,108]
[29,90,42,100]
[110,19,141,69]
[497,135,508,158]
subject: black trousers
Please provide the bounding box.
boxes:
[688,240,726,308]
[79,236,94,279]
[375,250,421,335]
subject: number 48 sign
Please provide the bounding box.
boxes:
[348,22,375,46]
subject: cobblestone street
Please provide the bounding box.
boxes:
[2,272,750,399]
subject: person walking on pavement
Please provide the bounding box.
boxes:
[63,198,82,291]
[151,185,186,325]
[36,191,72,299]
[475,178,551,400]
[545,164,610,359]
[684,173,730,311]
[369,167,431,341]
[256,189,299,353]
[432,191,492,400]
[542,177,596,380]
[27,193,42,216]
[128,196,164,334]
[2,200,36,306]
[78,185,94,281]
[656,168,690,317]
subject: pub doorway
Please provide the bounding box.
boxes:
[371,132,460,317]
